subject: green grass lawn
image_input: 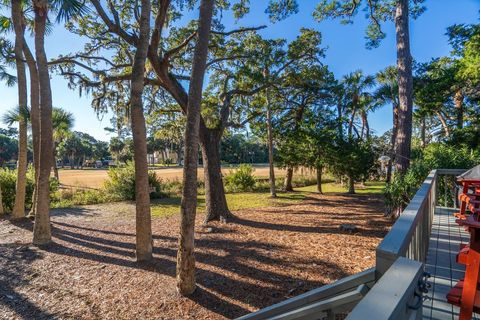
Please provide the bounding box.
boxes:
[151,181,385,218]
[297,181,386,194]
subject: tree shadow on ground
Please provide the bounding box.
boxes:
[0,242,53,319]
[8,218,349,319]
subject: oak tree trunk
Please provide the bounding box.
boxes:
[130,0,152,261]
[11,0,28,220]
[393,0,414,175]
[32,0,52,245]
[284,166,294,192]
[201,127,232,223]
[176,0,215,296]
[348,175,355,194]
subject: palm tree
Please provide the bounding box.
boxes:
[32,0,54,244]
[0,40,16,87]
[177,0,215,296]
[2,106,29,219]
[375,66,399,183]
[2,2,28,220]
[31,0,86,245]
[341,70,376,139]
[52,107,74,180]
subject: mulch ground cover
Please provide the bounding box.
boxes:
[0,192,391,320]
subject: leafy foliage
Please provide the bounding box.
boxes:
[104,162,163,201]
[0,166,58,212]
[385,143,480,214]
[225,164,256,192]
[327,138,376,183]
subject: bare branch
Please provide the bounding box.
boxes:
[211,25,267,36]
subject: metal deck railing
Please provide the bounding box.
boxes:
[237,169,466,320]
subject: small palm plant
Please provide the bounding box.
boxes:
[52,108,74,180]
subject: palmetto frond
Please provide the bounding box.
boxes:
[50,0,89,23]
[52,107,75,141]
[2,105,30,126]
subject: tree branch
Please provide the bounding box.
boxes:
[90,0,138,46]
[211,25,267,36]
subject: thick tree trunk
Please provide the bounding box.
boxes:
[348,175,355,194]
[393,0,414,175]
[177,0,215,296]
[266,92,276,198]
[201,127,232,223]
[454,89,464,129]
[316,165,323,194]
[147,33,233,224]
[386,103,399,184]
[130,0,152,262]
[32,0,52,245]
[284,166,294,192]
[11,0,28,220]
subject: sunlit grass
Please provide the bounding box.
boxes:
[297,181,385,194]
[150,181,385,218]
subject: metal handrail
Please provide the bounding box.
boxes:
[376,168,466,276]
[237,168,467,320]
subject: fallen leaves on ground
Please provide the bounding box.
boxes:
[0,192,390,320]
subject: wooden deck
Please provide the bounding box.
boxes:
[423,207,479,319]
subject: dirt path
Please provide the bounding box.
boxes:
[58,166,289,188]
[0,193,390,319]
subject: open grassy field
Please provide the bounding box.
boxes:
[58,165,290,188]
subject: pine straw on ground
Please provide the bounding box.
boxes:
[0,192,391,320]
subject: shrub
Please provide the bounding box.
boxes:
[384,143,480,216]
[0,166,59,212]
[104,161,164,201]
[225,164,256,192]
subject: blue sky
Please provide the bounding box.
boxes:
[0,0,479,141]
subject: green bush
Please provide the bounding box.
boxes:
[384,143,480,215]
[104,161,164,201]
[0,166,59,212]
[225,164,256,192]
[384,161,429,215]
